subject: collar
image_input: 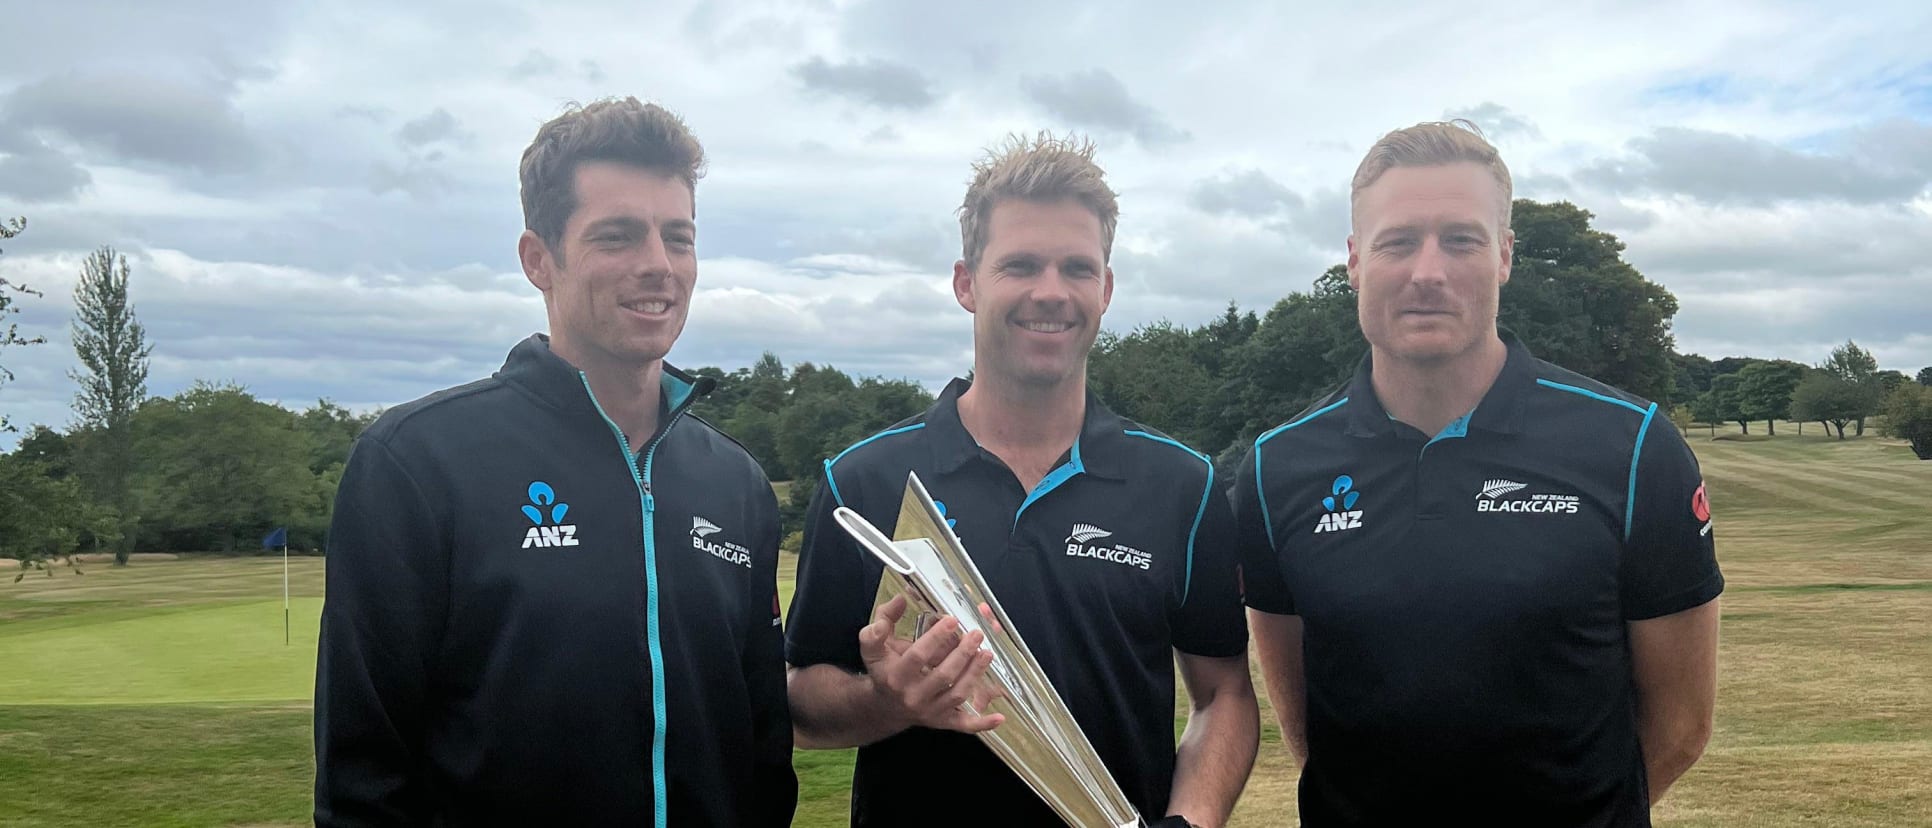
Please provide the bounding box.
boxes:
[925,378,1132,480]
[1343,328,1537,439]
[496,333,714,421]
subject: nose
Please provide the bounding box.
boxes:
[636,233,674,281]
[1030,265,1076,306]
[1410,235,1451,289]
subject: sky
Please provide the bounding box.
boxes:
[2,0,1929,448]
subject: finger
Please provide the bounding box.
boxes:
[898,615,962,676]
[858,613,893,667]
[922,630,986,701]
[976,601,1003,635]
[873,594,908,627]
[939,709,1005,734]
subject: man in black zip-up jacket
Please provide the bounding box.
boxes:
[315,98,796,827]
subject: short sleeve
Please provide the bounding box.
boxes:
[782,462,880,671]
[1170,478,1249,657]
[1232,444,1295,615]
[1621,416,1725,620]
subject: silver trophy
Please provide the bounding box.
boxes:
[833,472,1146,828]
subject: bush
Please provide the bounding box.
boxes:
[1879,384,1932,460]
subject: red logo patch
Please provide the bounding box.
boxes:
[1691,483,1711,523]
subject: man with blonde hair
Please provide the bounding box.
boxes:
[787,133,1259,827]
[1235,120,1722,825]
[315,97,796,826]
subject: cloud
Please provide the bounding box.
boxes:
[395,108,471,148]
[791,56,936,110]
[3,70,260,176]
[1020,69,1189,148]
[0,141,92,202]
[1576,127,1931,205]
[1190,169,1303,217]
[1443,102,1543,142]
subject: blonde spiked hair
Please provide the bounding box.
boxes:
[957,132,1119,271]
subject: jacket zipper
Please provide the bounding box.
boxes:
[580,373,695,828]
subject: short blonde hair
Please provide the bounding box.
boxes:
[957,132,1119,271]
[1350,119,1513,227]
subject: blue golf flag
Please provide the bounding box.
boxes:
[262,526,288,549]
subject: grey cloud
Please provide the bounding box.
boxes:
[580,60,607,84]
[396,108,470,148]
[1191,169,1303,216]
[335,105,390,123]
[0,142,92,202]
[1577,127,1930,205]
[510,49,561,79]
[1020,69,1188,148]
[792,56,936,110]
[1443,102,1542,142]
[1848,117,1932,177]
[369,160,458,201]
[4,70,259,175]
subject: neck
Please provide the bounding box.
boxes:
[1370,333,1507,438]
[956,370,1086,489]
[554,336,663,447]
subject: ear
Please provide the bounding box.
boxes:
[519,229,556,290]
[1100,264,1115,314]
[952,258,976,313]
[519,229,556,291]
[1345,235,1362,291]
[1497,228,1514,287]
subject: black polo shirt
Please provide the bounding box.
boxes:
[1233,335,1724,828]
[786,379,1247,827]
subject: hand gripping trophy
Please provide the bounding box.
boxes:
[833,472,1147,828]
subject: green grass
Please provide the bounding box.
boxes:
[2,426,1928,826]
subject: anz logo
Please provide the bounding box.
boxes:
[519,481,581,548]
[1312,475,1364,534]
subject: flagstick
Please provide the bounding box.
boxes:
[283,542,291,646]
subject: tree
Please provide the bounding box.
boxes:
[130,383,316,552]
[1,217,46,433]
[1706,373,1749,433]
[1734,359,1804,435]
[0,453,111,579]
[1789,371,1864,439]
[1500,200,1680,403]
[1873,370,1909,396]
[1819,340,1882,435]
[1879,383,1932,460]
[1670,352,1716,409]
[70,247,153,564]
[1918,367,1932,387]
[1226,266,1364,450]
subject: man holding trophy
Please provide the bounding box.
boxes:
[786,133,1259,827]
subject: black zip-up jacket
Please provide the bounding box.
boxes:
[314,334,796,827]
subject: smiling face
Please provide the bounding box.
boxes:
[1346,161,1514,364]
[520,160,696,372]
[953,197,1114,391]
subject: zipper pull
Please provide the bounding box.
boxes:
[643,484,655,514]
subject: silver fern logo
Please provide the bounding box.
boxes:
[691,516,724,538]
[690,516,750,566]
[1478,479,1528,500]
[1067,523,1112,544]
[1064,523,1149,570]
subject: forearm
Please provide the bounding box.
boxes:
[1167,682,1259,827]
[787,663,911,749]
[1638,707,1710,805]
[1249,612,1308,766]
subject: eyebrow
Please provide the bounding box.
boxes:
[580,216,696,237]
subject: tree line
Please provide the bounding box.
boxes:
[4,202,1931,572]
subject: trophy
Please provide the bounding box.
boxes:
[832,472,1146,828]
